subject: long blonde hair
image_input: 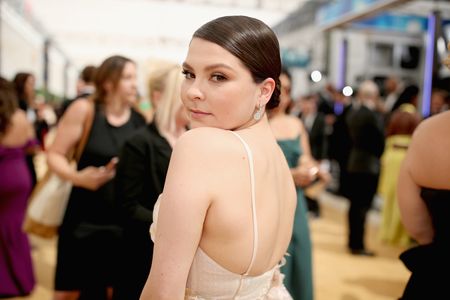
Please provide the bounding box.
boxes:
[149,64,184,134]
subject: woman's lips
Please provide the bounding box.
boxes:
[189,109,211,118]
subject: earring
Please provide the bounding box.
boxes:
[253,104,263,121]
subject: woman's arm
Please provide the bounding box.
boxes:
[292,119,317,187]
[140,130,213,300]
[298,119,312,158]
[47,99,115,190]
[397,127,434,244]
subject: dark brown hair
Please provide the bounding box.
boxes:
[193,15,281,109]
[0,77,19,135]
[93,55,134,104]
[12,72,33,101]
[80,65,97,83]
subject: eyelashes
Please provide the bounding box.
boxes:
[181,70,227,82]
[182,69,194,79]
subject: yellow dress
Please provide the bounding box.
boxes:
[378,135,412,247]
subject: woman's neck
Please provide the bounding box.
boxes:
[268,108,287,120]
[104,96,130,126]
[105,95,128,115]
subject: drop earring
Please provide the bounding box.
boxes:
[253,104,263,121]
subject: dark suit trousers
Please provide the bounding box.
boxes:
[347,172,379,250]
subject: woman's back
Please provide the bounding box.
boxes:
[149,127,295,299]
[196,127,296,276]
[1,110,34,147]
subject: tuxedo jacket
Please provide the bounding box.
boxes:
[346,105,385,175]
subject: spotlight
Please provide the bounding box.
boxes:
[342,86,353,96]
[311,70,322,83]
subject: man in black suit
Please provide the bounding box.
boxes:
[328,92,353,199]
[346,80,385,256]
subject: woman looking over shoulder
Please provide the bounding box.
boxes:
[140,16,296,300]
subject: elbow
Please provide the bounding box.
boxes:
[46,151,58,172]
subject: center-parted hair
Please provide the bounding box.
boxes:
[193,15,281,109]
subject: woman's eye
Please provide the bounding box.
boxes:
[211,74,226,82]
[182,70,194,79]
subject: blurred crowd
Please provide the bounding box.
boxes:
[1,53,450,299]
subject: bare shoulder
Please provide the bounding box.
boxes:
[409,111,450,187]
[62,98,92,121]
[174,127,236,155]
[410,111,449,148]
[416,111,450,133]
[10,109,28,125]
[287,115,305,135]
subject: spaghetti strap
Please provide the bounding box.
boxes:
[229,130,258,276]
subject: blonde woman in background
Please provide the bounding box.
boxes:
[113,63,189,300]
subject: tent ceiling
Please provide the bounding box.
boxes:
[27,0,304,67]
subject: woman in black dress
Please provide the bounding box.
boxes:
[47,55,146,300]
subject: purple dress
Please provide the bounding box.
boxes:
[0,139,37,297]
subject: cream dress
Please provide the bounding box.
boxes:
[150,131,292,300]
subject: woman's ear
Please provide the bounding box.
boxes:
[258,78,276,106]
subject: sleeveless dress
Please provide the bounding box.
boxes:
[54,106,145,291]
[149,131,292,299]
[399,188,450,299]
[0,139,38,297]
[377,135,412,247]
[277,136,314,300]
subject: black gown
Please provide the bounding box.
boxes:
[54,105,145,295]
[399,188,450,299]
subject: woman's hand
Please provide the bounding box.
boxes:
[293,163,318,188]
[73,158,118,190]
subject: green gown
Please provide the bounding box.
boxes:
[278,136,314,300]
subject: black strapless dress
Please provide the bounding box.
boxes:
[399,188,450,300]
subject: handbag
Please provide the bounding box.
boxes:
[23,100,94,238]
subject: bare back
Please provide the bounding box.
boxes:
[0,110,34,147]
[198,127,296,275]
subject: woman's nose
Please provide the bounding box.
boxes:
[185,80,204,101]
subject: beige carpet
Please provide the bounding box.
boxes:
[7,192,410,300]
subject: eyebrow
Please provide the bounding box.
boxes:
[182,62,234,72]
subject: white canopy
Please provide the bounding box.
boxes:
[28,0,303,67]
